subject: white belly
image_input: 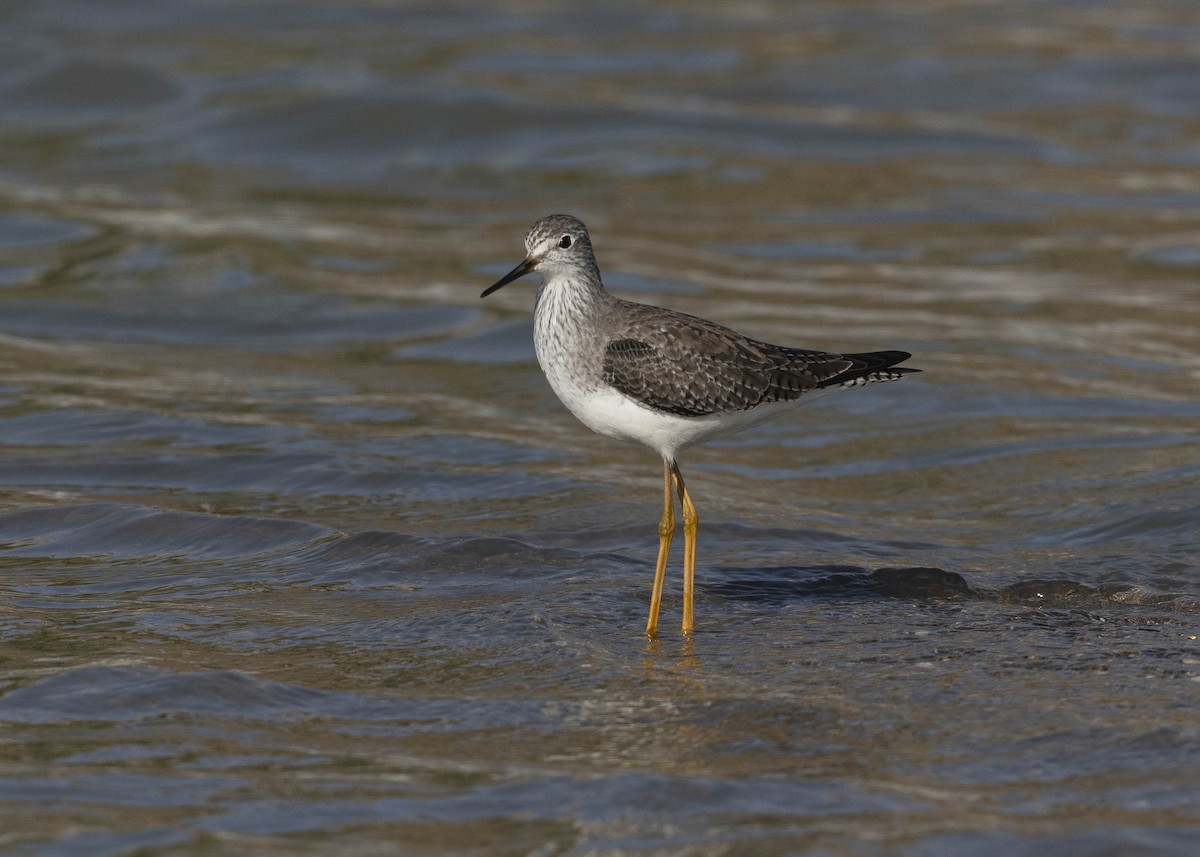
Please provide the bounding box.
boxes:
[530,280,833,460]
[538,350,828,460]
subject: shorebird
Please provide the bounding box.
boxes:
[482,215,918,636]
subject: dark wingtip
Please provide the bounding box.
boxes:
[819,350,921,388]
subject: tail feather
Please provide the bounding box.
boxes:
[817,350,919,389]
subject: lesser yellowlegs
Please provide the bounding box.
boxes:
[482,215,918,637]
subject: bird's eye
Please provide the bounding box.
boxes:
[559,235,572,248]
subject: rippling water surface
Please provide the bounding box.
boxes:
[1,1,1198,854]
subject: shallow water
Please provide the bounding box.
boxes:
[1,1,1198,854]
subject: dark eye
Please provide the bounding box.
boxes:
[559,235,572,248]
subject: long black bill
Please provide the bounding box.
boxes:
[480,257,536,298]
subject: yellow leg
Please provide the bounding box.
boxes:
[645,456,674,638]
[671,461,698,636]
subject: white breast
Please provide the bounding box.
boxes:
[531,275,834,460]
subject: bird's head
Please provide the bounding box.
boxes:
[481,214,594,298]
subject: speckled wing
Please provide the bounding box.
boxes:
[601,309,855,417]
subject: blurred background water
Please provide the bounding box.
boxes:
[1,1,1198,854]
